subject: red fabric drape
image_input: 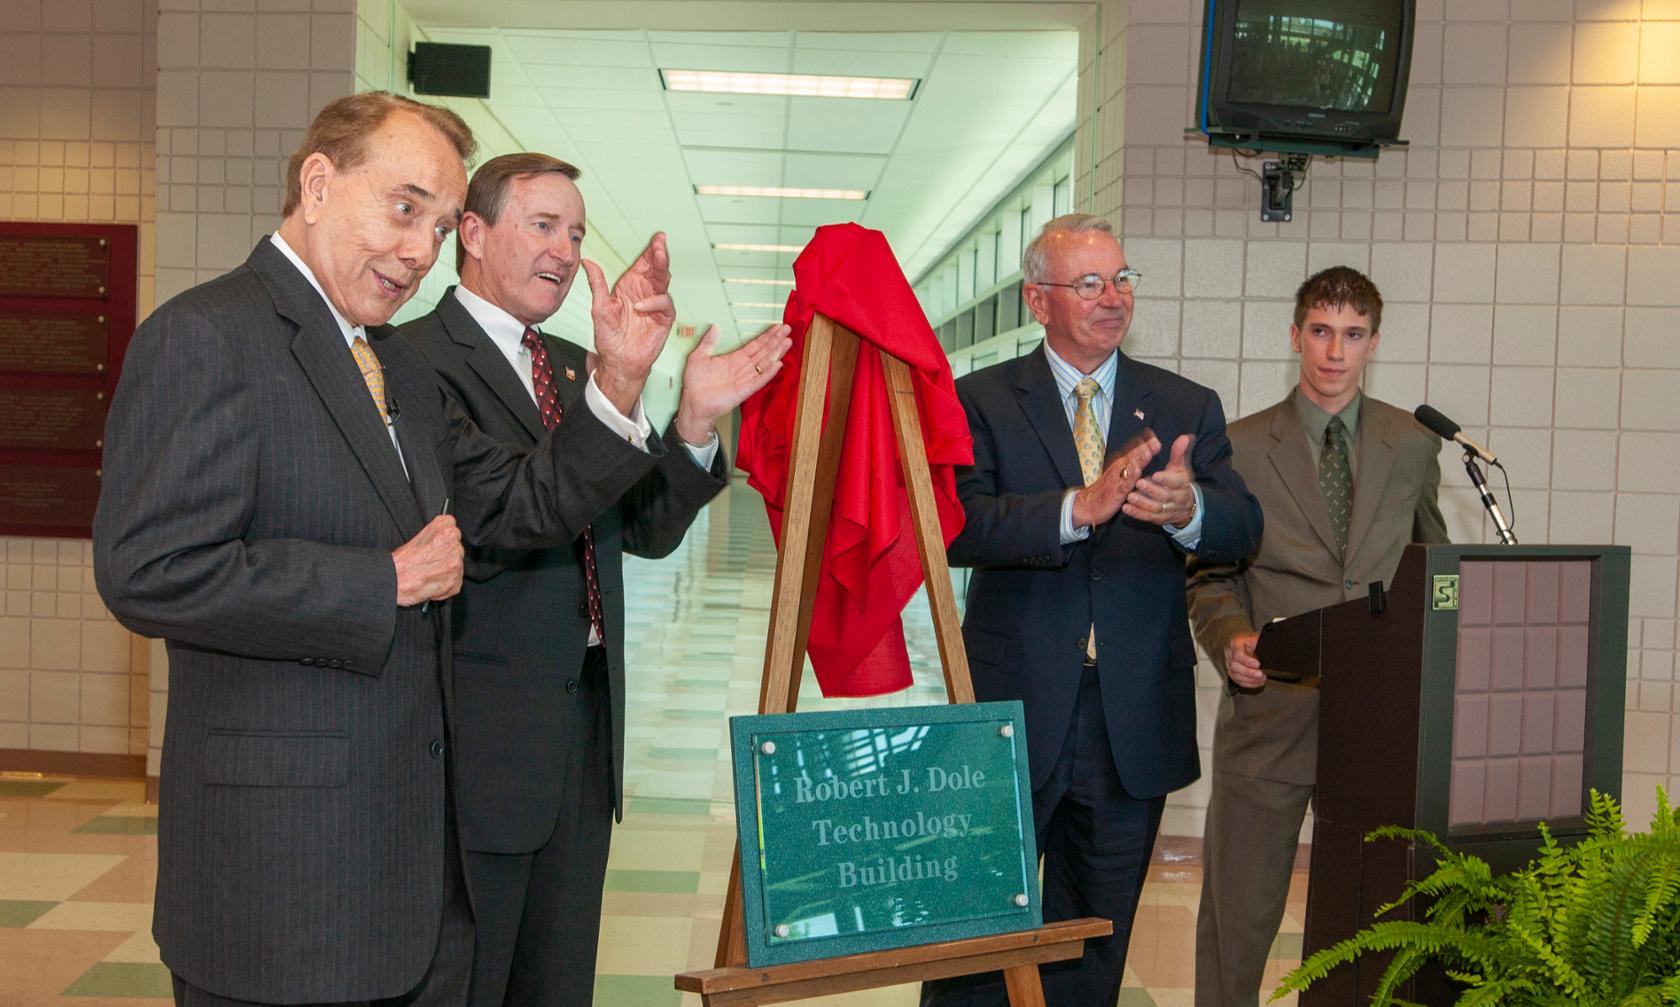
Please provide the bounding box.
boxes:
[736,223,973,697]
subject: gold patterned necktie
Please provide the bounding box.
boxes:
[1320,415,1353,552]
[349,335,390,426]
[1072,378,1104,486]
[1072,377,1103,663]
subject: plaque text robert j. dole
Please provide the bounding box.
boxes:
[798,765,987,886]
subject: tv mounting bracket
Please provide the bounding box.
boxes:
[1261,153,1310,223]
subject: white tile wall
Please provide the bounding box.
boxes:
[1073,0,1680,833]
[0,0,155,759]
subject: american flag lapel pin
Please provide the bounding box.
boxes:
[1133,407,1145,421]
[564,367,577,381]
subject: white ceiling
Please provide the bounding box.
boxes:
[415,22,1078,338]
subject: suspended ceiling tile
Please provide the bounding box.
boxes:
[542,104,673,130]
[543,88,669,112]
[776,199,867,226]
[646,30,794,49]
[650,42,794,74]
[523,63,658,90]
[705,222,817,246]
[788,47,932,78]
[565,125,679,146]
[783,104,909,154]
[782,151,886,189]
[941,31,1078,59]
[696,194,784,224]
[663,90,792,116]
[671,114,789,151]
[789,32,941,53]
[502,33,654,67]
[681,148,788,185]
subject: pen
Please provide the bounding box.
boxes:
[421,496,451,614]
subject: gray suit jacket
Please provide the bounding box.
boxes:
[93,241,659,1003]
[1187,392,1449,785]
[401,291,726,849]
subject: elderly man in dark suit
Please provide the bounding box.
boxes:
[1188,266,1449,1007]
[399,152,789,1006]
[923,214,1263,1007]
[93,93,683,1006]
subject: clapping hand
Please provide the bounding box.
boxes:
[673,323,793,445]
[1123,434,1197,527]
[583,232,674,415]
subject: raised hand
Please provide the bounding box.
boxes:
[1124,433,1197,526]
[392,514,463,607]
[1071,433,1161,529]
[583,232,674,415]
[674,323,793,445]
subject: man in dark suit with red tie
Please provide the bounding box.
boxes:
[401,153,789,1006]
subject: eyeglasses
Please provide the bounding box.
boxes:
[1035,268,1143,300]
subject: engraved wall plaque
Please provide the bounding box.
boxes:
[0,222,136,537]
[0,312,110,374]
[0,389,107,451]
[0,235,112,299]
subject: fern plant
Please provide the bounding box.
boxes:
[1271,789,1680,1006]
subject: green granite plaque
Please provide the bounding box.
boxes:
[729,701,1040,966]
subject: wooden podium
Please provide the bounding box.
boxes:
[674,314,1109,1005]
[1256,543,1632,1004]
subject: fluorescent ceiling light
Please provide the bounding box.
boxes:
[724,278,796,286]
[662,69,917,101]
[731,301,786,308]
[697,185,868,201]
[714,243,806,253]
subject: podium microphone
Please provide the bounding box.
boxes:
[1414,403,1497,465]
[1414,404,1517,545]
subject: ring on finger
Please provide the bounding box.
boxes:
[1120,465,1130,480]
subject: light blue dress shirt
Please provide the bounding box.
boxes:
[1043,341,1203,550]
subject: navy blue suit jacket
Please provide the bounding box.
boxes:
[948,347,1262,798]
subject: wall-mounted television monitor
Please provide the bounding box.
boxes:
[1195,0,1414,157]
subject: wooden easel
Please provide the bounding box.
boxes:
[675,314,1110,1006]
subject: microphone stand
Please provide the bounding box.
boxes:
[1462,448,1517,544]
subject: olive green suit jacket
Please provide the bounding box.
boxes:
[1187,391,1450,785]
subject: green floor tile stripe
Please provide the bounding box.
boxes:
[0,780,68,798]
[0,899,58,927]
[647,746,722,762]
[626,797,712,817]
[603,869,701,894]
[1117,989,1158,1006]
[63,962,174,998]
[593,974,681,1007]
[1269,931,1304,959]
[73,816,159,835]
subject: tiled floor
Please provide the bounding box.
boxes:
[0,484,1307,1005]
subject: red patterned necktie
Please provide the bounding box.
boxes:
[523,327,606,644]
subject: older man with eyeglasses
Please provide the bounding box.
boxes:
[923,214,1263,1007]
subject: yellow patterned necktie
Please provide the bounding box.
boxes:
[349,335,390,426]
[1073,378,1104,485]
[1072,377,1103,663]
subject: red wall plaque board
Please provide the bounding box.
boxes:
[0,222,138,537]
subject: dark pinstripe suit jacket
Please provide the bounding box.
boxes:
[92,240,659,1003]
[402,292,726,849]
